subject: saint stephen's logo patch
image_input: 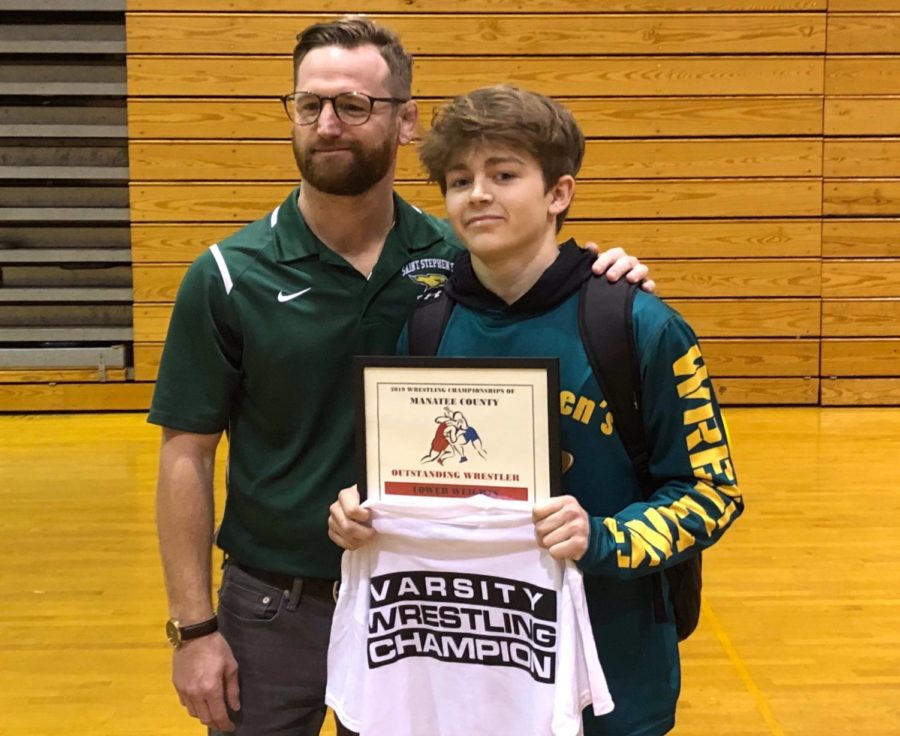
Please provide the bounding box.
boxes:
[402,258,453,290]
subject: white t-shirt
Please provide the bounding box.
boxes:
[326,495,614,736]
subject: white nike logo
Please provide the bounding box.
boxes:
[277,287,312,303]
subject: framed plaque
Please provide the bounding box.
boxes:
[355,356,560,504]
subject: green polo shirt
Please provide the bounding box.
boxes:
[148,187,460,578]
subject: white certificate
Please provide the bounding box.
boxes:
[355,357,560,504]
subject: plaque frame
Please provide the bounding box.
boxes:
[354,356,560,504]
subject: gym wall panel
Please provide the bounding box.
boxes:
[129,259,823,304]
[127,56,825,98]
[130,97,824,139]
[126,13,827,55]
[822,8,900,405]
[821,378,900,405]
[823,220,900,256]
[127,1,830,13]
[113,1,900,414]
[131,219,821,263]
[129,139,823,181]
[826,13,900,53]
[825,57,900,95]
[822,300,900,337]
[129,181,823,221]
[825,97,900,135]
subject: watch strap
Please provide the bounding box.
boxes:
[179,616,219,641]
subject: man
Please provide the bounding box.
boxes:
[150,17,651,736]
[329,85,743,735]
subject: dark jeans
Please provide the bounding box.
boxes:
[210,563,356,736]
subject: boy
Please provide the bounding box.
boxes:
[330,85,743,735]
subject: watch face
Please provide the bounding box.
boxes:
[165,619,182,648]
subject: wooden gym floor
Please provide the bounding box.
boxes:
[0,408,898,735]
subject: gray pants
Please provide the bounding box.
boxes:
[211,563,356,736]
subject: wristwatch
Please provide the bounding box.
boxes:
[165,616,218,648]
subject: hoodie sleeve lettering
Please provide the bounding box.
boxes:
[579,312,743,578]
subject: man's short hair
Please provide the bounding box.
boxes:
[418,85,585,230]
[293,15,412,98]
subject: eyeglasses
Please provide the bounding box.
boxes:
[280,91,409,126]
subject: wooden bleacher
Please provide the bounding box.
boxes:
[2,0,897,409]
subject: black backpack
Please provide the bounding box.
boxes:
[407,276,703,641]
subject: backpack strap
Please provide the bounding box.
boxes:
[578,276,667,624]
[406,287,455,357]
[577,277,650,490]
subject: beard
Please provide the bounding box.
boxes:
[293,132,396,196]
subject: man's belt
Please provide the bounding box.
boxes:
[233,562,338,601]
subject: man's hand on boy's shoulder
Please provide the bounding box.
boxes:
[586,244,657,294]
[328,485,374,551]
